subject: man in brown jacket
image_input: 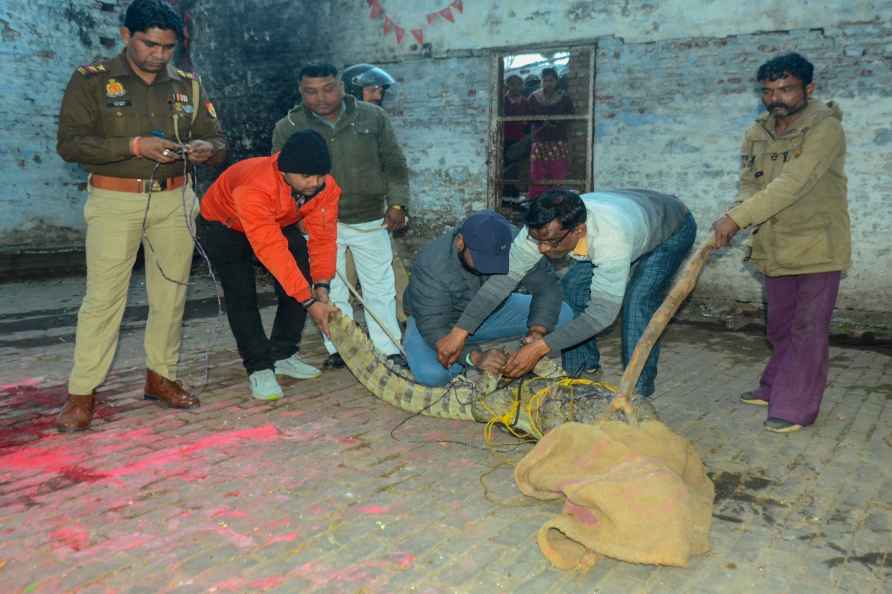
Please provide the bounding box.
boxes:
[713,52,850,433]
[55,0,226,432]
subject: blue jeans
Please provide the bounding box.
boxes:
[561,213,697,396]
[405,293,574,386]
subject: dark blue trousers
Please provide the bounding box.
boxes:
[561,213,697,396]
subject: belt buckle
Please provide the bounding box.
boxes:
[141,179,164,192]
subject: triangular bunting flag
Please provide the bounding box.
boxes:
[369,0,383,18]
[411,28,424,45]
[383,16,394,34]
[439,7,454,22]
[395,25,405,44]
[451,0,464,13]
[426,12,437,25]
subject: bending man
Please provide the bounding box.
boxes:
[198,130,339,400]
[404,211,572,386]
[438,189,696,397]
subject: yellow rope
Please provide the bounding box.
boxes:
[481,376,619,445]
[480,393,524,443]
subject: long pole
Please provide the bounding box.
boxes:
[335,270,409,359]
[608,240,716,420]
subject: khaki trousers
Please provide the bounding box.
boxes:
[68,183,197,395]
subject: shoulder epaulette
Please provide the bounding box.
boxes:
[175,68,198,80]
[77,63,108,77]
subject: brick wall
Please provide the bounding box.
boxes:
[3,0,891,329]
[184,0,328,163]
[593,26,892,324]
[0,0,124,265]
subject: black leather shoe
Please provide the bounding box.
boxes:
[764,417,802,433]
[323,353,346,369]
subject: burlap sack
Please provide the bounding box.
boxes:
[514,421,714,569]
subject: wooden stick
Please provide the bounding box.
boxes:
[609,239,716,420]
[335,270,409,359]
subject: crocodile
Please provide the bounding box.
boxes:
[326,311,657,438]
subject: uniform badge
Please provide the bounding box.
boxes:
[205,100,217,119]
[106,79,126,98]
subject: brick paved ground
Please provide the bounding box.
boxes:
[0,273,890,594]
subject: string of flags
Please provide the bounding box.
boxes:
[367,0,464,46]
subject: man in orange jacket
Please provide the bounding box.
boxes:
[198,130,339,400]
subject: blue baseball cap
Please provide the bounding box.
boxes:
[460,211,513,274]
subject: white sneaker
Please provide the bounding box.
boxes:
[249,369,283,401]
[274,354,322,379]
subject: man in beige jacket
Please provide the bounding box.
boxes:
[713,52,850,433]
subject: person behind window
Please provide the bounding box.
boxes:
[527,67,574,199]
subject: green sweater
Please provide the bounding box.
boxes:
[271,96,409,224]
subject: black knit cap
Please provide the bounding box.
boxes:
[278,129,331,175]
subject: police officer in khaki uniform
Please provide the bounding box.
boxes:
[56,0,226,432]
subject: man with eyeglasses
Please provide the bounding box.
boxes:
[404,211,573,386]
[437,189,696,397]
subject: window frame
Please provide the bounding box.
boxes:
[486,44,596,210]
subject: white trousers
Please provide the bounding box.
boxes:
[324,219,402,356]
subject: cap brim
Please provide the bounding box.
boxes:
[468,248,509,275]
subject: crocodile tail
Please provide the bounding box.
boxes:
[327,312,476,421]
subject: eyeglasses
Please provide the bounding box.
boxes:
[526,227,573,249]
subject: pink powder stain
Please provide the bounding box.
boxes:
[266,531,299,544]
[215,525,255,548]
[92,426,156,447]
[357,505,391,515]
[0,442,82,474]
[293,561,376,589]
[77,533,151,557]
[388,551,416,570]
[210,507,248,519]
[212,576,286,592]
[564,500,599,526]
[265,518,292,530]
[0,425,280,495]
[212,577,247,592]
[337,436,363,446]
[306,503,330,516]
[103,424,280,478]
[0,377,44,392]
[447,457,479,469]
[250,576,286,590]
[421,430,451,442]
[50,525,90,551]
[280,427,323,442]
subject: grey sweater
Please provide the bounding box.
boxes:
[405,226,563,354]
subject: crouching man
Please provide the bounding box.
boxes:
[438,190,696,397]
[197,130,339,400]
[404,211,573,386]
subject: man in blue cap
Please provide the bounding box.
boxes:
[403,211,572,386]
